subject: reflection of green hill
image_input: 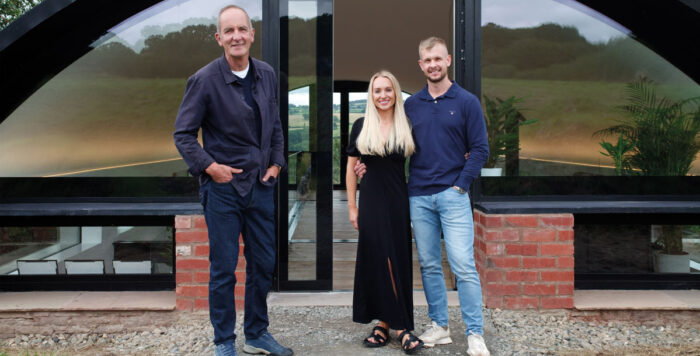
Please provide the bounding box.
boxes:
[0,74,186,177]
[68,22,262,78]
[3,73,697,177]
[482,23,694,84]
[483,78,700,174]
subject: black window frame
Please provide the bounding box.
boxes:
[470,0,700,289]
[0,215,177,291]
[2,0,699,291]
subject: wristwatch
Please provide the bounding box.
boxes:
[452,185,466,194]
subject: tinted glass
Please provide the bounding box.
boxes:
[575,223,700,275]
[0,0,263,177]
[286,0,318,280]
[1,226,173,276]
[481,0,700,180]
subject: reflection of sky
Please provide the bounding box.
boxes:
[291,88,409,106]
[482,0,630,43]
[108,0,264,47]
[289,87,310,106]
[289,1,317,19]
[103,0,632,49]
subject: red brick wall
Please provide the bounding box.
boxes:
[174,215,246,311]
[474,210,574,309]
[175,212,573,311]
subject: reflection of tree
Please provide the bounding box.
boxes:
[74,42,138,77]
[74,21,264,78]
[289,17,316,78]
[138,24,221,77]
[0,0,43,29]
[482,23,689,83]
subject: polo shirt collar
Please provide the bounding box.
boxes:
[416,80,458,100]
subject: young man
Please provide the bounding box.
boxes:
[356,36,491,356]
[173,5,290,356]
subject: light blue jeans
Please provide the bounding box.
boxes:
[409,187,483,336]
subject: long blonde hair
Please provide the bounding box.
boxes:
[355,71,415,157]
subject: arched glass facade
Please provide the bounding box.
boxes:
[0,0,265,287]
[0,0,698,290]
[0,0,263,178]
[481,0,700,178]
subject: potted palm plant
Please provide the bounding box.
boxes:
[596,78,700,176]
[598,133,634,176]
[596,78,700,272]
[481,95,536,176]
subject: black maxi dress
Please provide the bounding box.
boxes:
[348,118,414,331]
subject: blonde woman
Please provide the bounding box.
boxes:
[346,71,423,354]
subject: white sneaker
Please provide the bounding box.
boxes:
[467,332,490,356]
[418,321,452,347]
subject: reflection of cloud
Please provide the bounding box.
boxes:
[349,93,365,101]
[290,88,409,106]
[289,1,317,19]
[482,0,629,43]
[289,87,309,106]
[108,0,263,47]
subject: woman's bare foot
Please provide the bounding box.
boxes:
[397,330,424,354]
[363,321,390,346]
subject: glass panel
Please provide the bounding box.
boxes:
[482,0,700,178]
[348,92,366,132]
[575,224,700,275]
[332,0,451,290]
[333,93,341,184]
[288,86,311,186]
[0,0,263,177]
[287,0,317,280]
[0,226,173,275]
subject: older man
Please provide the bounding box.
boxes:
[173,5,290,356]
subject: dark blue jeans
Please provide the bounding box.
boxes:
[201,180,276,345]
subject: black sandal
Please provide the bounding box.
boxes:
[398,330,424,355]
[363,325,390,347]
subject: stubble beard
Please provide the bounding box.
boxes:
[427,69,447,83]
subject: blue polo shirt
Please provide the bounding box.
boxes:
[405,81,489,197]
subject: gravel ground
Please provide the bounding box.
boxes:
[2,306,699,355]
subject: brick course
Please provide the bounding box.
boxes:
[174,211,574,311]
[174,215,246,311]
[474,210,574,309]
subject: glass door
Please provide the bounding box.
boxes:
[276,0,458,291]
[277,0,333,290]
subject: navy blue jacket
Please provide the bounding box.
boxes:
[174,55,285,196]
[405,82,489,196]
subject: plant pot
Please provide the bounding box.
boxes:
[653,250,690,273]
[481,167,503,177]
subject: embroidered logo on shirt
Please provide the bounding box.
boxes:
[449,110,455,116]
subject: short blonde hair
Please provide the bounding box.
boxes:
[418,36,448,58]
[355,71,415,157]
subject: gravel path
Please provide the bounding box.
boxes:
[2,306,699,355]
